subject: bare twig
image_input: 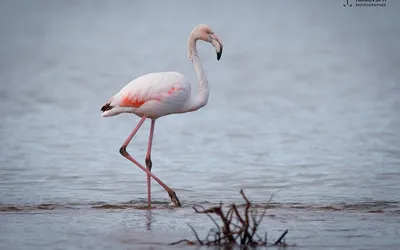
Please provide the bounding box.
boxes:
[193,205,221,235]
[187,223,203,245]
[274,229,289,245]
[172,190,289,247]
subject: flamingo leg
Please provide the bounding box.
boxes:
[145,119,155,208]
[119,116,181,207]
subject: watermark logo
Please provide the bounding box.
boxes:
[343,0,352,7]
[343,0,387,7]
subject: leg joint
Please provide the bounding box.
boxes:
[119,146,127,156]
[145,158,152,170]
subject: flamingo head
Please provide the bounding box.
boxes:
[192,24,223,61]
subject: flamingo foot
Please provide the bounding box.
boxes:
[168,190,182,207]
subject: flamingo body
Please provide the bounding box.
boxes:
[102,72,191,119]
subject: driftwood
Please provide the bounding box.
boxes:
[170,189,289,247]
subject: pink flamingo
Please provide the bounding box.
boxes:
[101,24,223,207]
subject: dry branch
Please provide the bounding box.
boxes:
[170,189,289,247]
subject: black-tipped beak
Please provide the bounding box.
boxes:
[210,35,223,61]
[209,33,223,61]
[216,43,223,61]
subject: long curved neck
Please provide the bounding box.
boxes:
[185,34,209,112]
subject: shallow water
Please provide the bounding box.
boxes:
[1,0,400,249]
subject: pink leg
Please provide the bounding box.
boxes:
[145,119,156,208]
[119,116,181,207]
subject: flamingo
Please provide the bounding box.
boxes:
[100,24,223,207]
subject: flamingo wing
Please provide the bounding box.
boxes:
[102,72,191,118]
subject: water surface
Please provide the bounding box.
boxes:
[1,1,400,249]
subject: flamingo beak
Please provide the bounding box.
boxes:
[210,34,223,61]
